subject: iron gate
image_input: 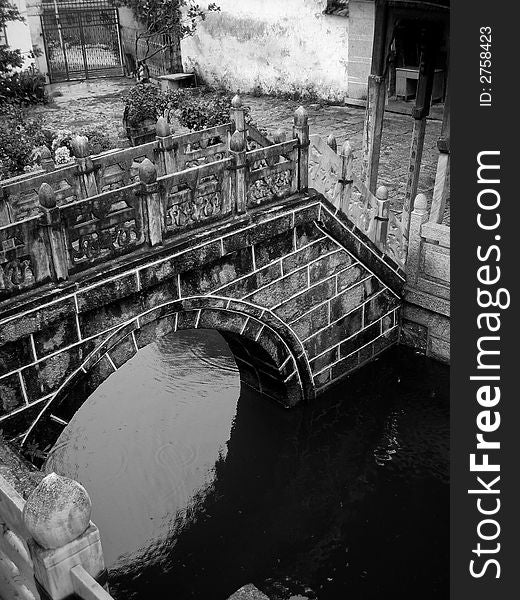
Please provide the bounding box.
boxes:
[41,2,124,83]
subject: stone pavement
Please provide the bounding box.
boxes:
[31,78,447,219]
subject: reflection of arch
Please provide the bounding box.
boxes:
[22,296,314,454]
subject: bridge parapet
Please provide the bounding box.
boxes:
[0,99,272,226]
[0,104,308,302]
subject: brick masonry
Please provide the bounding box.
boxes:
[0,192,404,450]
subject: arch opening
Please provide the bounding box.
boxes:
[22,297,312,461]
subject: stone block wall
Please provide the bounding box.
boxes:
[0,192,403,451]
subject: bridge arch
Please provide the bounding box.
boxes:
[21,296,314,455]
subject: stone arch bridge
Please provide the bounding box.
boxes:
[0,105,404,455]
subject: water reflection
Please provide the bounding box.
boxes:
[45,330,449,600]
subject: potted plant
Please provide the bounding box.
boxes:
[122,83,166,146]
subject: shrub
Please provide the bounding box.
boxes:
[0,106,46,178]
[165,88,232,131]
[0,66,47,107]
[78,127,113,155]
[122,83,167,128]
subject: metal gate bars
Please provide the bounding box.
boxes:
[41,2,124,83]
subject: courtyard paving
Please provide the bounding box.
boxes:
[31,78,447,220]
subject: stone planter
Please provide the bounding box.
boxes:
[123,117,156,147]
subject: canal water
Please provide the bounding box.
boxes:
[45,330,449,600]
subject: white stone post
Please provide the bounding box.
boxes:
[229,130,247,214]
[374,185,390,251]
[339,140,353,215]
[155,117,177,176]
[72,136,99,200]
[139,158,163,247]
[293,106,309,190]
[405,193,429,287]
[23,473,109,600]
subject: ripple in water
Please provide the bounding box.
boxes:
[45,329,240,568]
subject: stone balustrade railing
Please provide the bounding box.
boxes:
[0,96,273,226]
[0,102,309,301]
[0,471,114,600]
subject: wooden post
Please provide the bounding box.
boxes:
[405,193,429,286]
[374,185,390,251]
[72,136,98,200]
[23,473,109,600]
[293,106,309,190]
[155,116,177,176]
[430,83,450,224]
[230,94,247,148]
[139,158,163,247]
[402,27,438,238]
[229,130,247,214]
[38,183,68,282]
[339,140,353,215]
[361,0,389,193]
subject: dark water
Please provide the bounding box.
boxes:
[45,330,449,600]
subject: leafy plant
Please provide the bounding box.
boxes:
[122,82,167,127]
[0,65,47,107]
[165,88,232,131]
[0,105,46,178]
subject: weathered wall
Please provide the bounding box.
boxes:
[4,1,34,67]
[25,0,48,80]
[0,194,403,448]
[181,0,374,102]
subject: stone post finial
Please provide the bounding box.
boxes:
[293,105,308,126]
[139,158,158,185]
[38,183,57,209]
[71,135,90,159]
[230,130,246,153]
[23,473,92,550]
[231,94,242,108]
[156,116,171,138]
[340,140,352,158]
[327,134,337,154]
[273,129,286,144]
[413,192,428,212]
[375,186,390,251]
[376,185,389,202]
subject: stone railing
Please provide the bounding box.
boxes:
[0,472,114,600]
[406,192,450,304]
[0,97,272,226]
[308,133,407,269]
[0,104,308,301]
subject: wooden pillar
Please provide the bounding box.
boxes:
[361,0,389,193]
[229,130,247,214]
[139,158,163,247]
[430,82,450,224]
[72,136,98,200]
[293,106,309,191]
[23,473,109,600]
[402,26,438,238]
[155,117,177,176]
[38,183,68,282]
